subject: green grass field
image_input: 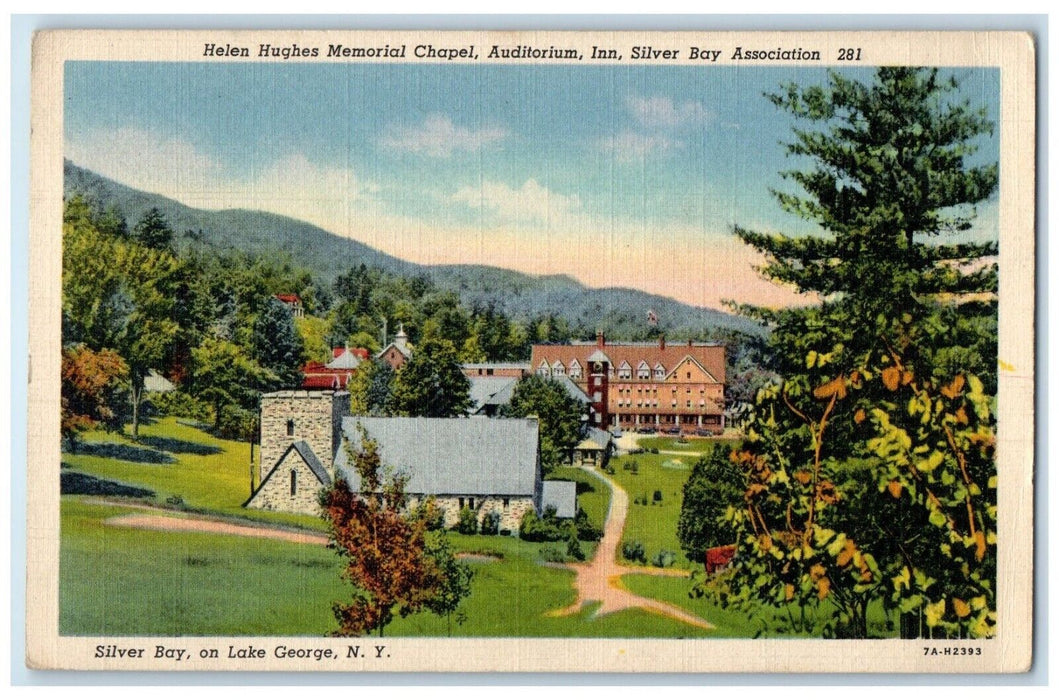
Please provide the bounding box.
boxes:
[607,450,703,569]
[59,417,737,637]
[633,436,736,454]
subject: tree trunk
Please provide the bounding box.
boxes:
[130,383,142,439]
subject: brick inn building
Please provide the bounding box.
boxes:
[530,332,726,434]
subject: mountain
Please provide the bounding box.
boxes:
[63,160,763,338]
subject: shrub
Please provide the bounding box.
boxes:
[621,539,646,564]
[648,447,660,454]
[499,528,512,537]
[455,507,478,535]
[653,490,663,503]
[165,494,185,508]
[573,507,602,541]
[480,511,500,536]
[652,549,677,568]
[629,461,640,475]
[519,507,564,542]
[538,544,571,563]
[566,534,585,561]
[147,390,214,423]
[414,499,445,531]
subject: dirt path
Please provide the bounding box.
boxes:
[104,509,329,546]
[548,466,713,630]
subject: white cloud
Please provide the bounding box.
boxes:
[451,179,581,222]
[379,114,507,158]
[65,127,377,233]
[596,130,678,163]
[626,95,711,129]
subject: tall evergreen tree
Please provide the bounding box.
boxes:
[252,297,305,390]
[706,68,999,638]
[132,207,175,251]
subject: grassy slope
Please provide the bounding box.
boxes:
[60,418,732,637]
[63,418,325,531]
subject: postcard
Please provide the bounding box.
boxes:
[26,28,1036,673]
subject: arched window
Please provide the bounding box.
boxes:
[290,469,297,496]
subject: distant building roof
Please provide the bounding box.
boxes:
[533,337,726,384]
[144,369,175,393]
[541,481,577,519]
[467,376,519,413]
[577,427,613,451]
[462,362,531,371]
[301,374,346,390]
[336,416,539,497]
[327,348,363,370]
[552,374,591,404]
[274,294,301,304]
[377,325,413,361]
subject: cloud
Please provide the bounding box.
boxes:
[65,127,378,233]
[626,95,711,129]
[596,130,678,163]
[450,179,581,223]
[379,114,507,157]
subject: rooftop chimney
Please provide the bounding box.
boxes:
[659,335,666,350]
[688,339,693,348]
[597,330,605,348]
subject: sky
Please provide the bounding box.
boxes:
[64,62,1000,311]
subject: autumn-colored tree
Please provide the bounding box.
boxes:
[60,345,129,449]
[321,431,470,636]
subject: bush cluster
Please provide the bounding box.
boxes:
[454,507,479,535]
[146,391,214,423]
[621,540,647,564]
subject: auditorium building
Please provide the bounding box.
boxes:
[530,333,726,435]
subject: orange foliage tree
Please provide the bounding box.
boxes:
[320,431,465,636]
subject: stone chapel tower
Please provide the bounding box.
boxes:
[258,390,350,484]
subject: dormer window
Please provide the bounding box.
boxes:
[538,360,551,377]
[617,361,632,380]
[654,363,665,379]
[637,361,650,380]
[569,359,582,379]
[552,360,566,376]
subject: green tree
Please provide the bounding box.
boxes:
[252,297,306,390]
[390,337,471,417]
[62,205,182,438]
[708,68,999,638]
[132,207,174,251]
[676,449,744,560]
[189,337,272,430]
[348,359,395,416]
[502,374,584,473]
[422,532,474,636]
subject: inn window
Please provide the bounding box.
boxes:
[290,469,297,496]
[503,498,510,508]
[569,360,582,379]
[552,361,565,376]
[286,419,295,436]
[637,361,650,380]
[459,497,465,509]
[654,364,665,379]
[469,497,475,509]
[537,361,551,377]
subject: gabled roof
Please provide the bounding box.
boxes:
[664,355,720,383]
[327,348,363,370]
[246,440,331,507]
[467,376,519,412]
[541,481,577,519]
[336,417,539,496]
[275,294,301,304]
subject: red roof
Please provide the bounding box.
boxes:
[531,339,726,384]
[301,374,344,390]
[275,294,301,304]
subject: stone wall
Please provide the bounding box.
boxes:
[246,447,326,515]
[260,390,349,483]
[408,494,536,534]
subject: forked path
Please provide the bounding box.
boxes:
[548,466,713,630]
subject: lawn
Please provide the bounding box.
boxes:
[62,417,326,531]
[61,499,722,638]
[607,446,721,570]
